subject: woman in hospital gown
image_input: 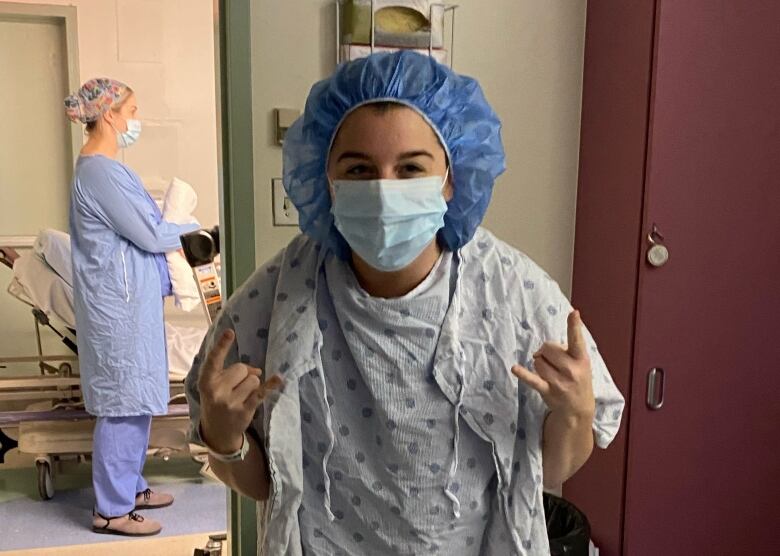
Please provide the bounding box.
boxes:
[65,78,198,536]
[186,52,625,555]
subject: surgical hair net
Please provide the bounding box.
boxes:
[65,78,131,124]
[283,51,505,259]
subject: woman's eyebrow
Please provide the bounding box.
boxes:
[398,150,434,160]
[336,150,434,162]
[337,151,371,162]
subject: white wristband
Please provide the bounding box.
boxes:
[205,430,249,463]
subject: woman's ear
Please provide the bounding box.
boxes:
[442,165,454,201]
[325,170,336,201]
[103,108,126,132]
[443,175,454,202]
[102,109,116,129]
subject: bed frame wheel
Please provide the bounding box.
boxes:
[36,459,54,500]
[58,363,73,376]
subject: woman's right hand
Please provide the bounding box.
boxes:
[197,329,283,454]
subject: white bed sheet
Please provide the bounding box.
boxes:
[8,251,207,380]
[11,251,76,328]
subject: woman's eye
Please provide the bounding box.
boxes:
[346,165,371,176]
[401,164,425,175]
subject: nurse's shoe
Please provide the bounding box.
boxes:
[92,511,162,536]
[135,488,174,510]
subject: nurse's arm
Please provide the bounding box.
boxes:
[87,169,199,253]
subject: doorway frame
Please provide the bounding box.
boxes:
[0,2,81,163]
[0,1,258,553]
[218,0,257,554]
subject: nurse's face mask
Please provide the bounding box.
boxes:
[113,115,142,149]
[107,104,142,149]
[328,104,451,272]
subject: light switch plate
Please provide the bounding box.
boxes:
[275,108,300,145]
[272,178,299,226]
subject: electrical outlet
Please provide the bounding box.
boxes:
[272,178,299,226]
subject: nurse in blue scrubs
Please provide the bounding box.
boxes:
[65,78,199,537]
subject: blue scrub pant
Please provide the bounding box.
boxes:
[92,415,152,517]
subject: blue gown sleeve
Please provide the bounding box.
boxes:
[80,161,199,253]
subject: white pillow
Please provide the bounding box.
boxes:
[13,252,76,328]
[34,229,73,287]
[163,178,201,312]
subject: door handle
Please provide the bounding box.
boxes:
[646,367,665,410]
[646,223,670,267]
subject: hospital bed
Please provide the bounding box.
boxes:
[0,233,209,500]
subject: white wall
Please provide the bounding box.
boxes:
[250,0,586,295]
[3,0,221,227]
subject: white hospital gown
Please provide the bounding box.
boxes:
[185,228,625,556]
[299,252,496,555]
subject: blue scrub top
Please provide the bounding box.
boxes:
[69,155,198,416]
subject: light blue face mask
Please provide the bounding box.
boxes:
[331,170,449,272]
[113,118,142,149]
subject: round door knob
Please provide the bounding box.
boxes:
[647,244,669,267]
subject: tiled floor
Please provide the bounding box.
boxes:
[0,455,227,552]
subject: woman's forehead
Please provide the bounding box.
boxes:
[330,104,443,158]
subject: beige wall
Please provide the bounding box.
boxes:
[3,0,220,227]
[456,0,587,295]
[250,0,337,266]
[250,0,586,295]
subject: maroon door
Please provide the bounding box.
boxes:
[624,2,780,555]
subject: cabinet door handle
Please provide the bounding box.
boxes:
[646,367,665,410]
[646,224,670,267]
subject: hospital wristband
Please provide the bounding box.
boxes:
[204,429,249,463]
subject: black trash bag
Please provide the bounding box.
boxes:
[543,492,591,556]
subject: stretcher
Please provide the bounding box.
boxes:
[0,234,209,499]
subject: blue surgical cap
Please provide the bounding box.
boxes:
[282,50,505,259]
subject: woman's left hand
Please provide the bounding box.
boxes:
[512,310,595,419]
